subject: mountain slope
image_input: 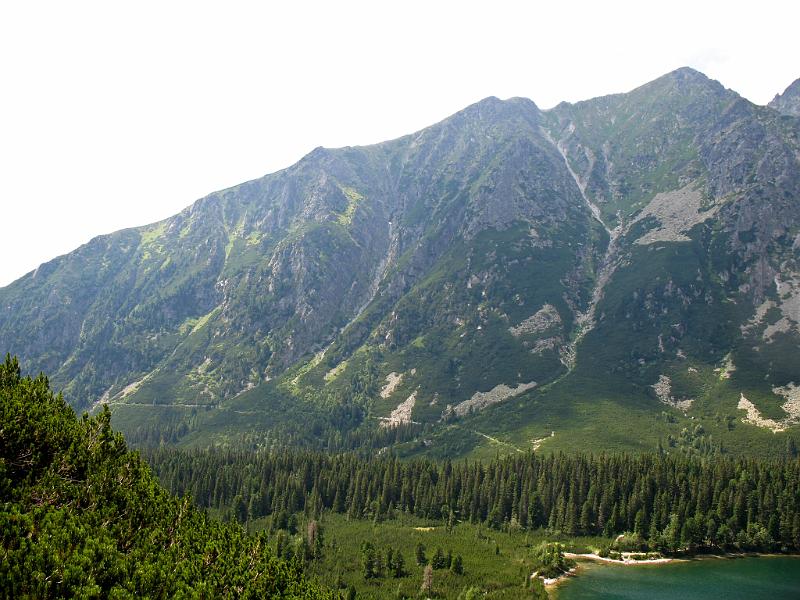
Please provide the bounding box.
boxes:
[0,355,332,598]
[1,97,597,409]
[544,67,800,397]
[1,68,799,458]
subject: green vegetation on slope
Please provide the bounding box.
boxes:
[0,355,332,599]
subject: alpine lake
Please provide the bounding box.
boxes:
[553,555,800,599]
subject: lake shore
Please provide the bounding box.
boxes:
[534,552,796,589]
[542,551,676,587]
[541,566,578,588]
[563,551,676,565]
[545,551,800,588]
[550,554,800,599]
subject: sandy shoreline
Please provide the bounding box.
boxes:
[540,552,675,587]
[541,567,578,588]
[563,551,676,565]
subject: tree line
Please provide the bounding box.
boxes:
[145,445,800,554]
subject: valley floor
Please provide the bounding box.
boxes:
[248,513,599,599]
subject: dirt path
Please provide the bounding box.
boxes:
[471,430,524,453]
[532,431,554,451]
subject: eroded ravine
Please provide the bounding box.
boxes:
[542,126,622,369]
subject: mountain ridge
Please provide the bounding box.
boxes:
[2,67,799,458]
[769,77,800,116]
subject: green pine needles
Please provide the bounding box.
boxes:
[0,355,332,599]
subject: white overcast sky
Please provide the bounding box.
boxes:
[1,0,798,286]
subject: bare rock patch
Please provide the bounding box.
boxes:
[451,381,537,417]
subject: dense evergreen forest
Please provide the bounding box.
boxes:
[146,447,800,555]
[0,356,331,599]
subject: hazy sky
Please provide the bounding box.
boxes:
[1,1,798,286]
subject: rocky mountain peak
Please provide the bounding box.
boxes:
[446,95,541,126]
[769,78,800,116]
[668,65,710,82]
[634,66,728,99]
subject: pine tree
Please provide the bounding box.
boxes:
[787,437,798,459]
[385,546,395,575]
[580,499,593,534]
[275,530,287,559]
[415,542,427,566]
[393,551,406,578]
[361,542,376,579]
[431,547,446,569]
[451,554,464,575]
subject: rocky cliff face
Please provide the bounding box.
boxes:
[1,95,596,410]
[2,68,799,456]
[769,78,800,116]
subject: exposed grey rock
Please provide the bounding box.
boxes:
[769,78,800,117]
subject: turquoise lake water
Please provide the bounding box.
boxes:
[553,556,800,599]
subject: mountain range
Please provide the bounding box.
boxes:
[2,67,799,458]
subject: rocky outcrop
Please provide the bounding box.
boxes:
[651,375,693,411]
[738,387,800,433]
[380,372,404,398]
[631,183,719,245]
[450,381,537,417]
[769,78,800,117]
[380,391,417,428]
[509,304,562,337]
